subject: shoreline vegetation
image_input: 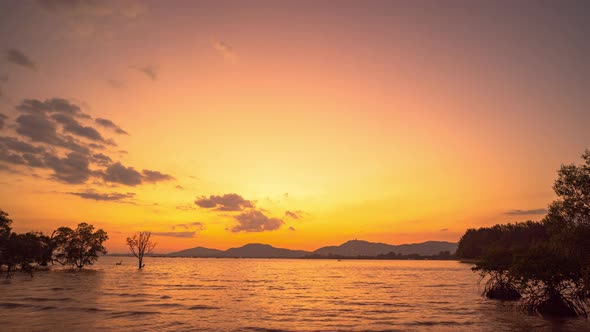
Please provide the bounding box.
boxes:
[0,216,108,277]
[457,149,590,317]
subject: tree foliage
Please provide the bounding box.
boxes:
[1,210,58,277]
[53,223,108,270]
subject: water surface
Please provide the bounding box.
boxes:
[0,257,588,331]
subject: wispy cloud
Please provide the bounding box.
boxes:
[5,49,37,71]
[285,210,304,220]
[0,113,7,130]
[106,79,125,89]
[67,190,135,202]
[172,221,204,231]
[95,117,128,135]
[176,204,196,211]
[504,208,548,216]
[212,40,238,63]
[132,65,157,80]
[152,231,196,238]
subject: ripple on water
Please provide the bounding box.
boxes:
[187,305,220,310]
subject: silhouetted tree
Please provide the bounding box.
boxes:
[459,149,590,316]
[512,243,585,316]
[544,150,590,299]
[53,223,108,270]
[126,231,156,269]
[547,150,590,227]
[2,232,52,277]
[0,210,12,269]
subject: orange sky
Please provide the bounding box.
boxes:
[0,1,589,253]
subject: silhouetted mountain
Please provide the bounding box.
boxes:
[167,240,457,258]
[167,246,225,257]
[313,240,457,257]
[224,243,310,258]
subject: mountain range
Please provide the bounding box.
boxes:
[166,240,457,258]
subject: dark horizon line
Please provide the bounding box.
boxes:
[108,238,458,256]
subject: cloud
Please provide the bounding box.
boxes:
[212,40,238,62]
[101,163,174,186]
[102,162,143,186]
[15,113,91,154]
[132,65,157,80]
[172,221,204,231]
[231,209,284,232]
[176,204,196,211]
[95,118,128,135]
[0,149,26,165]
[16,113,60,144]
[92,153,112,166]
[285,210,304,220]
[5,49,37,71]
[175,185,184,190]
[142,169,174,182]
[0,114,6,130]
[0,136,45,154]
[44,152,91,184]
[17,98,88,118]
[195,193,254,211]
[51,113,106,142]
[22,153,45,167]
[504,209,548,216]
[0,136,47,168]
[1,97,174,187]
[106,79,125,89]
[68,190,135,202]
[152,231,196,238]
[440,228,449,232]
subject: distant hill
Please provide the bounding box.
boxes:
[313,240,457,257]
[167,246,225,257]
[167,240,457,258]
[167,244,310,258]
[224,243,310,258]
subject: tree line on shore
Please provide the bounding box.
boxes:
[304,250,455,260]
[0,211,156,277]
[0,213,108,277]
[457,149,590,317]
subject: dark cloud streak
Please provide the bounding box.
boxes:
[5,49,37,71]
[505,208,548,216]
[68,190,135,202]
[152,231,196,238]
[95,118,128,135]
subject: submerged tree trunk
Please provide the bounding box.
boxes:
[127,232,156,270]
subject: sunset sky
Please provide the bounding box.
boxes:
[0,0,589,253]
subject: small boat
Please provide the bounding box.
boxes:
[115,261,123,265]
